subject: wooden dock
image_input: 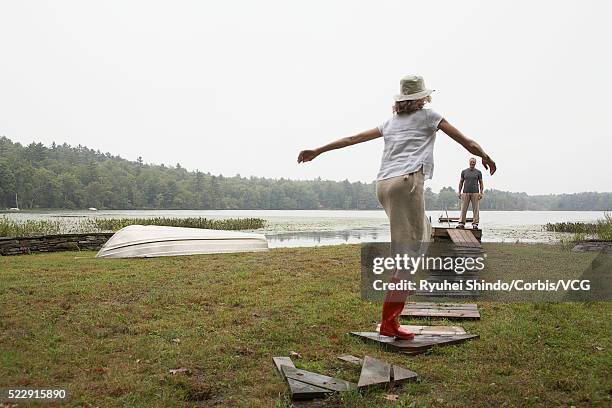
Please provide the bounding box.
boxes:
[420,227,484,298]
[432,227,482,243]
[438,216,473,223]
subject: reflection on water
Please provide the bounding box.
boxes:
[266,228,391,248]
[264,225,565,247]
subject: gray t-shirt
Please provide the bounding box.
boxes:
[461,168,482,193]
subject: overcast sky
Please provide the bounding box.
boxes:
[1,1,610,194]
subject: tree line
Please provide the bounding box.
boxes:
[1,137,610,211]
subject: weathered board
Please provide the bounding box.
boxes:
[273,356,296,373]
[282,366,356,393]
[337,354,363,365]
[358,356,391,388]
[337,355,419,385]
[405,302,479,309]
[272,357,332,400]
[401,308,481,319]
[401,302,481,319]
[447,228,482,247]
[376,324,467,336]
[281,378,331,400]
[392,364,419,384]
[350,332,479,353]
[433,227,482,241]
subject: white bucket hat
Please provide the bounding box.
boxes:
[394,75,435,102]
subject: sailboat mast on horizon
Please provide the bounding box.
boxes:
[9,193,20,211]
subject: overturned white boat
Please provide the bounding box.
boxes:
[96,225,268,259]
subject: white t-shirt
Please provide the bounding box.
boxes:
[376,108,443,181]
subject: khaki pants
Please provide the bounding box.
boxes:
[376,169,432,283]
[459,193,480,225]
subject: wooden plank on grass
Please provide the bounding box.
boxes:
[337,355,363,365]
[272,357,332,400]
[405,302,478,309]
[401,302,481,319]
[357,356,391,388]
[273,356,295,374]
[284,379,331,400]
[350,332,479,353]
[403,309,480,319]
[403,306,479,312]
[338,355,419,386]
[376,324,467,336]
[282,366,356,392]
[392,364,419,384]
[402,308,480,319]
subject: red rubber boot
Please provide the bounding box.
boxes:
[379,276,415,340]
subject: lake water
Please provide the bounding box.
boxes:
[2,209,607,248]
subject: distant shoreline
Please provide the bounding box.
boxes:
[1,137,611,211]
[3,210,606,246]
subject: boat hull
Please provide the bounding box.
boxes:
[96,225,268,259]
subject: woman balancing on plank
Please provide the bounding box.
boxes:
[297,75,497,340]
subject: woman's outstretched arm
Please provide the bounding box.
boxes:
[297,128,382,163]
[438,119,497,175]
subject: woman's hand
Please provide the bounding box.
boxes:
[298,149,320,163]
[438,119,497,175]
[482,156,497,175]
[297,128,382,164]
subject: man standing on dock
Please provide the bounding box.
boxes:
[457,157,483,229]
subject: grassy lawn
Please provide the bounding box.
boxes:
[0,244,610,407]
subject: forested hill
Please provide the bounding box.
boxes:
[0,137,611,211]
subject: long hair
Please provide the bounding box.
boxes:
[393,96,432,115]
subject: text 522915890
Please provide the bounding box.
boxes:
[1,388,68,402]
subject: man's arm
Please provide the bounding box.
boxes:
[438,119,497,175]
[298,128,382,163]
[478,175,484,199]
[458,177,464,198]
